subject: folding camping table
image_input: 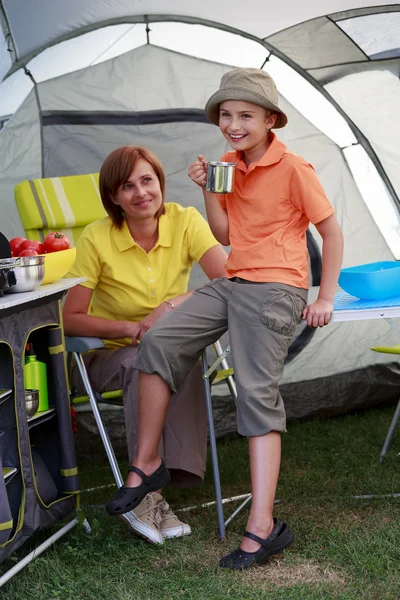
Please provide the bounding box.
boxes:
[331,289,400,328]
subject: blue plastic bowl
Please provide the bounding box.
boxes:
[338,261,400,300]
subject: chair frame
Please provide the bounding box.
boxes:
[67,336,247,539]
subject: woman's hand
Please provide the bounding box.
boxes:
[302,298,333,328]
[133,302,174,346]
[188,155,207,188]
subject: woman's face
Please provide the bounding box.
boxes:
[114,158,163,222]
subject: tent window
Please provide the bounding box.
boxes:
[149,23,268,68]
[338,13,400,58]
[264,56,356,148]
[344,144,400,259]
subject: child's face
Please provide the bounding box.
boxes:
[219,101,277,158]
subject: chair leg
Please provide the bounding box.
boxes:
[73,352,124,487]
[202,350,226,540]
[379,399,400,463]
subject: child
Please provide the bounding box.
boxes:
[105,68,344,570]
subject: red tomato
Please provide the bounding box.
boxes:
[9,236,26,255]
[19,248,39,257]
[18,240,45,255]
[43,232,70,253]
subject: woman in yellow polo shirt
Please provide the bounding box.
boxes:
[63,145,227,545]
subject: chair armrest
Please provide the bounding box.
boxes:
[65,336,104,353]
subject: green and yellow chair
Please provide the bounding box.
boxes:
[14,173,105,245]
[15,173,125,488]
[371,344,400,462]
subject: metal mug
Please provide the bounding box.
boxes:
[206,162,236,194]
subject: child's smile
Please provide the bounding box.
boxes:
[219,100,277,164]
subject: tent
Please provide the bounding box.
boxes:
[1,1,400,420]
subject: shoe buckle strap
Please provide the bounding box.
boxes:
[128,465,149,483]
[243,518,282,547]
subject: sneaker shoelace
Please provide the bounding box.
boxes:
[140,496,163,527]
[158,499,179,524]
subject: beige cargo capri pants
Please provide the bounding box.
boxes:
[135,277,308,436]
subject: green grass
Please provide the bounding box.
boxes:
[1,404,400,599]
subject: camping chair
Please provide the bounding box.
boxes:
[371,344,400,462]
[14,174,125,487]
[14,173,237,536]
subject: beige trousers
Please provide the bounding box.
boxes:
[72,345,207,487]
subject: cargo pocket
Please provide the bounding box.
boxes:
[260,288,306,337]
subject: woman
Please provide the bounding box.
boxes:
[63,146,227,544]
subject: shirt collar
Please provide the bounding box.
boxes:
[234,132,288,172]
[112,208,172,252]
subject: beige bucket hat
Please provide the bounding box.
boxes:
[205,67,288,129]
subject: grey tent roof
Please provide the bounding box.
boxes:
[0,1,398,78]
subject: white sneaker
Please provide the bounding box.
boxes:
[120,493,164,544]
[158,498,191,539]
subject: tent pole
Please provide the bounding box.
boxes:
[24,68,44,178]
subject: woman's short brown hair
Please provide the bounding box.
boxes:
[99,146,166,228]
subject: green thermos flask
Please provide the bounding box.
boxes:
[24,343,49,413]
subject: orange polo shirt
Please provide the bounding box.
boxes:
[219,133,334,288]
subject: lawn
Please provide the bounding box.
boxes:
[1,403,400,600]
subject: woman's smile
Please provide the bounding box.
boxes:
[114,158,163,221]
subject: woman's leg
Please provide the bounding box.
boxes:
[73,347,207,486]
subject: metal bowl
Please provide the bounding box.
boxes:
[25,389,39,417]
[7,256,45,293]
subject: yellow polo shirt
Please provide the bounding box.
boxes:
[68,202,220,348]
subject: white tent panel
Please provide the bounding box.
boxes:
[326,69,400,215]
[149,22,268,68]
[344,145,400,258]
[264,56,357,148]
[0,91,41,235]
[0,24,147,118]
[338,11,400,56]
[0,68,32,116]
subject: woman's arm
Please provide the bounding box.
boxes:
[302,214,344,327]
[63,284,140,342]
[198,244,227,279]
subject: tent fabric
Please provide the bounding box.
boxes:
[0,1,396,78]
[0,42,398,392]
[0,4,399,405]
[264,6,400,206]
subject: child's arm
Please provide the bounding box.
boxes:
[303,214,344,327]
[188,155,230,246]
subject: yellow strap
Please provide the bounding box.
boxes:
[0,520,13,531]
[60,467,78,477]
[49,344,64,355]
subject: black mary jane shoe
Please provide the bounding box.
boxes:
[106,459,171,516]
[219,518,294,570]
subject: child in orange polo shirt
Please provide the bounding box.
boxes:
[187,68,343,568]
[106,68,344,571]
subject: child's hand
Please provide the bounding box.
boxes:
[302,298,333,328]
[188,155,208,188]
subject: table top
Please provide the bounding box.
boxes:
[331,290,400,322]
[0,277,86,310]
